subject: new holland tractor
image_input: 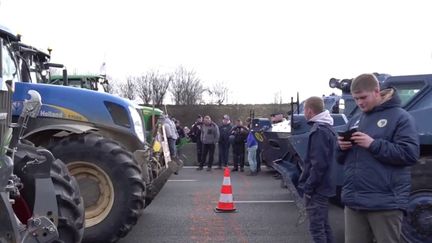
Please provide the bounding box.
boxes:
[1,26,84,243]
[8,32,181,242]
[254,73,432,242]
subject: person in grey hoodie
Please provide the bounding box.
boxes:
[197,115,220,171]
[162,115,179,160]
[298,96,337,243]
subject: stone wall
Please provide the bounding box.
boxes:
[160,103,292,127]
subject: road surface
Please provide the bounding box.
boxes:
[120,166,344,243]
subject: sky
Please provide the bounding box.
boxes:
[1,0,431,104]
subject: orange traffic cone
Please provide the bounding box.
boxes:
[215,167,237,213]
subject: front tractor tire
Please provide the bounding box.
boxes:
[401,156,432,243]
[49,133,145,243]
[13,144,85,243]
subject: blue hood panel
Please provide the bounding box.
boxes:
[13,82,134,127]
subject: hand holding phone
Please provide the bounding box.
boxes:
[338,128,358,143]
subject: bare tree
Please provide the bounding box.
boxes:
[118,76,136,100]
[151,72,172,106]
[170,66,205,105]
[211,82,229,105]
[136,74,152,104]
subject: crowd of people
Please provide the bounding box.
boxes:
[188,114,261,176]
[162,73,419,243]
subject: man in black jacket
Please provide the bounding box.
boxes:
[188,115,203,166]
[230,119,248,172]
[217,114,233,169]
[337,73,419,243]
[298,96,337,243]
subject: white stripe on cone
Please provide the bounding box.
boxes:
[223,177,231,185]
[219,193,233,203]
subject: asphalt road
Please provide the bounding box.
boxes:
[119,166,344,243]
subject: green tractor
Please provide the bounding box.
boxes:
[50,74,109,93]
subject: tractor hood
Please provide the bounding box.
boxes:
[12,82,145,142]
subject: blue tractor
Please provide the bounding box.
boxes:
[1,26,84,242]
[255,73,432,242]
[7,30,181,242]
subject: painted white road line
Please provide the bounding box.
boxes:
[234,200,294,203]
[182,166,201,169]
[167,179,198,182]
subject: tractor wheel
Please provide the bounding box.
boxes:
[13,143,85,243]
[411,156,432,192]
[48,133,145,243]
[401,156,432,243]
[401,191,432,243]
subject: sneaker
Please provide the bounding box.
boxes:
[247,171,257,176]
[206,167,212,171]
[196,167,203,171]
[231,168,238,172]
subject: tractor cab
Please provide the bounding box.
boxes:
[11,42,109,93]
[50,74,109,92]
[11,42,67,84]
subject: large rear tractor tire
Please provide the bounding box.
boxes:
[49,133,145,243]
[13,143,85,243]
[401,156,432,243]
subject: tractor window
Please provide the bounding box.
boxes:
[392,82,425,107]
[1,44,18,87]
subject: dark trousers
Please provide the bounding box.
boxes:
[196,140,203,165]
[305,193,333,243]
[256,147,261,171]
[232,144,245,169]
[201,144,215,168]
[218,142,230,166]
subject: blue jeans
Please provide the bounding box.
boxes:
[168,138,177,159]
[247,145,258,172]
[305,193,333,243]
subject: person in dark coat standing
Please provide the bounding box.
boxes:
[298,96,337,243]
[337,73,419,243]
[188,115,203,166]
[230,119,248,172]
[217,114,233,169]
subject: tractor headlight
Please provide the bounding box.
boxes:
[128,106,145,143]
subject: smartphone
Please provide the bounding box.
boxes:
[338,128,358,142]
